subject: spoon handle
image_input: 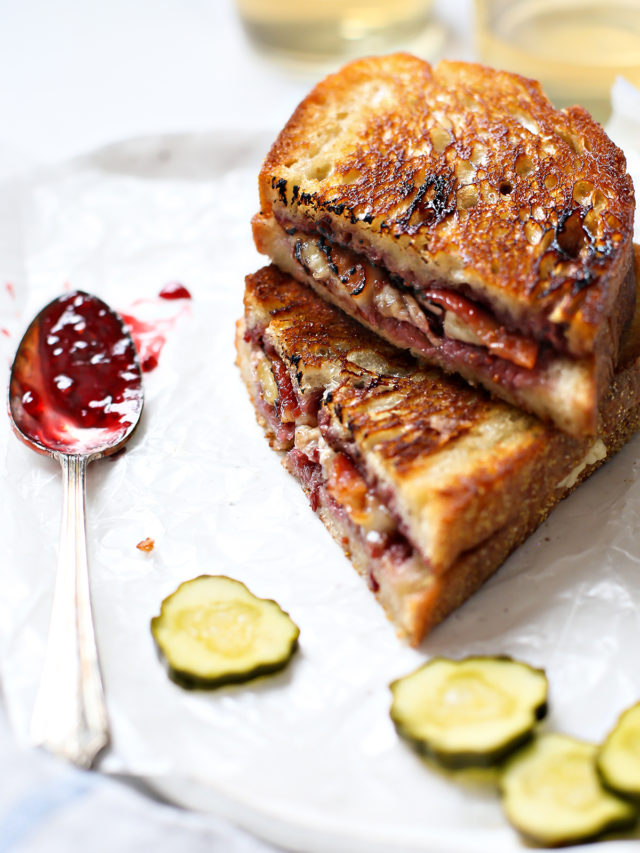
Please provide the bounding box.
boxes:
[30,454,110,769]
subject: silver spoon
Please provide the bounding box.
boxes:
[8,290,144,769]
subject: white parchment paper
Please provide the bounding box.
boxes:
[1,91,640,852]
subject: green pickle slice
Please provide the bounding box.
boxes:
[151,575,299,688]
[597,701,640,801]
[389,656,548,768]
[500,733,637,847]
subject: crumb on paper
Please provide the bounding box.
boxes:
[137,537,155,552]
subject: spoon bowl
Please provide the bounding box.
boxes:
[9,289,143,458]
[8,290,144,768]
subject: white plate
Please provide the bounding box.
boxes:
[1,132,640,853]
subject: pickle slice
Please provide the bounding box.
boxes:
[501,733,637,847]
[597,701,640,801]
[389,656,548,768]
[151,575,299,688]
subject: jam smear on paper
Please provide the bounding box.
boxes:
[159,282,192,301]
[120,283,191,373]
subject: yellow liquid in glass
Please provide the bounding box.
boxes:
[236,0,436,63]
[476,0,640,122]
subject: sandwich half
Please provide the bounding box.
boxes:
[253,53,636,437]
[236,257,640,645]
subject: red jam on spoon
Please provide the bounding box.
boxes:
[9,290,143,456]
[8,290,144,768]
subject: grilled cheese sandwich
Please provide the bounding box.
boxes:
[253,54,636,436]
[236,255,640,643]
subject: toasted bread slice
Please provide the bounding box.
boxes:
[254,54,636,436]
[236,258,640,643]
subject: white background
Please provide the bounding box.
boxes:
[0,0,473,171]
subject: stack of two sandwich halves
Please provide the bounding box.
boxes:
[236,54,639,645]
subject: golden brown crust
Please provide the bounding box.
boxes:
[617,244,640,369]
[412,364,640,644]
[237,259,640,645]
[275,389,640,646]
[322,369,586,573]
[244,263,416,393]
[243,264,604,572]
[259,53,635,359]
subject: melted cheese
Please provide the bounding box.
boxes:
[255,354,278,406]
[443,309,484,346]
[556,439,607,490]
[374,285,432,336]
[294,425,395,534]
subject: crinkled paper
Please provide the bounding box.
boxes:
[1,85,640,851]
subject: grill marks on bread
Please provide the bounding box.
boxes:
[238,261,640,641]
[260,54,635,356]
[243,265,579,574]
[246,265,414,395]
[326,372,490,475]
